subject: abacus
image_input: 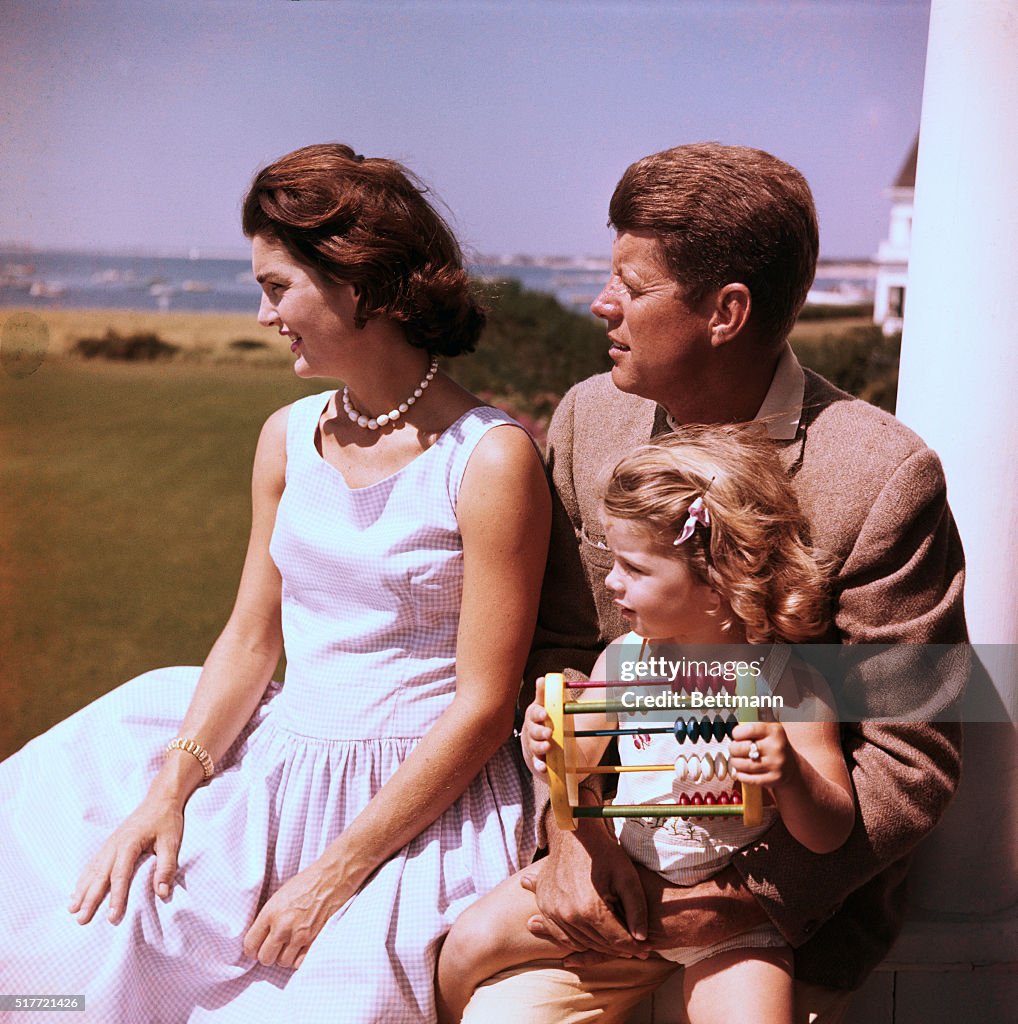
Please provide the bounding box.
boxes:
[544,671,762,831]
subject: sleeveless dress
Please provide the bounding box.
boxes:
[0,393,536,1023]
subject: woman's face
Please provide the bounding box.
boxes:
[251,234,358,379]
[590,230,714,407]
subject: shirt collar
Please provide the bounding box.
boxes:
[663,341,804,440]
[753,341,804,440]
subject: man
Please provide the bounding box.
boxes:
[461,143,966,1022]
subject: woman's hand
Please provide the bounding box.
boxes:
[242,858,354,970]
[521,677,552,775]
[69,793,185,925]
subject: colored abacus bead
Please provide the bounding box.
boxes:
[698,716,713,741]
[712,715,726,742]
[704,792,717,805]
[691,792,704,806]
[686,718,699,743]
[673,717,686,743]
[725,714,738,738]
[678,792,691,806]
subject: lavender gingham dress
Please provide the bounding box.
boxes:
[0,394,536,1023]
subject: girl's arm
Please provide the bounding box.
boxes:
[71,407,290,924]
[522,647,615,778]
[518,645,656,951]
[243,423,552,970]
[731,670,854,855]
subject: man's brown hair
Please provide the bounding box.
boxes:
[609,143,819,342]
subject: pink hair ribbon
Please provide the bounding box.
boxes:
[673,495,711,546]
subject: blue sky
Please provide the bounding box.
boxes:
[1,0,930,258]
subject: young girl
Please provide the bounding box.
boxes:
[436,424,854,1024]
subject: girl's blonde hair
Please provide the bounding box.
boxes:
[602,424,830,644]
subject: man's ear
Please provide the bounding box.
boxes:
[708,283,751,347]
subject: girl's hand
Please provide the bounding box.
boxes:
[730,721,798,790]
[69,794,185,925]
[522,677,553,774]
[242,858,354,970]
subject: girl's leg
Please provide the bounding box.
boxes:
[436,862,572,1023]
[683,946,794,1024]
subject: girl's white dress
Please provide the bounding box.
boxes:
[609,634,835,964]
[0,393,536,1023]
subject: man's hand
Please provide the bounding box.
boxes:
[547,863,773,967]
[522,812,651,959]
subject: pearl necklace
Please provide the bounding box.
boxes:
[342,355,439,430]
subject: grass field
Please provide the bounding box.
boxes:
[0,354,327,757]
[1,306,879,758]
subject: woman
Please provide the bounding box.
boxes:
[0,144,550,1022]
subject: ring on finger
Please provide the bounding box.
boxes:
[748,741,761,762]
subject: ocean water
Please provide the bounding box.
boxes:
[0,249,608,318]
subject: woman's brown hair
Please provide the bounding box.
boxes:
[243,143,484,356]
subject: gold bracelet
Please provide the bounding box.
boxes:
[166,737,215,781]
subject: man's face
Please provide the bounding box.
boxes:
[590,230,714,406]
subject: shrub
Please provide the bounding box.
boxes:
[792,325,900,412]
[448,279,610,398]
[798,302,874,321]
[72,329,179,361]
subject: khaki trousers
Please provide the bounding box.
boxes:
[460,958,853,1024]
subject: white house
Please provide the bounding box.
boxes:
[873,136,918,335]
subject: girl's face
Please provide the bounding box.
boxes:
[603,515,725,643]
[251,233,359,379]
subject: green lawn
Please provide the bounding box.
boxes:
[1,360,325,758]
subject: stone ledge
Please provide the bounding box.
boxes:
[876,904,1018,970]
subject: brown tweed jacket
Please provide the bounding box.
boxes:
[526,368,967,990]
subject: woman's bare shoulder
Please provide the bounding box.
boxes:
[461,413,544,484]
[262,402,293,440]
[251,403,294,492]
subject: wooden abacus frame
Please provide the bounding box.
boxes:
[544,672,763,831]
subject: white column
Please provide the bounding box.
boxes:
[894,0,1018,918]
